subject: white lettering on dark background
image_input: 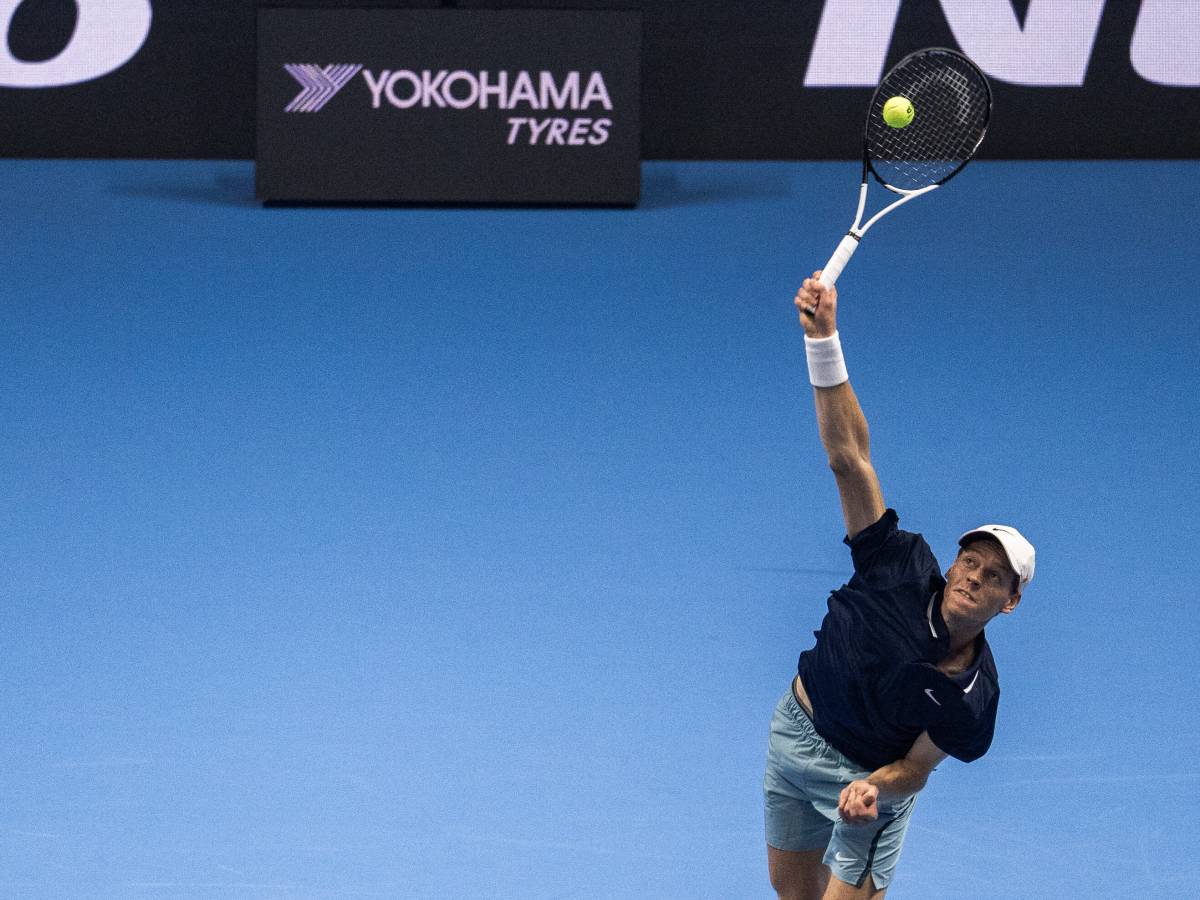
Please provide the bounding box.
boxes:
[0,0,152,88]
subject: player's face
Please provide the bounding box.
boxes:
[943,539,1020,623]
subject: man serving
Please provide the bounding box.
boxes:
[764,272,1036,899]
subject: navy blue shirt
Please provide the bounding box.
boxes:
[797,509,1000,772]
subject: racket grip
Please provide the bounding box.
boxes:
[818,234,860,288]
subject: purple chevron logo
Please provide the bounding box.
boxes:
[283,63,363,113]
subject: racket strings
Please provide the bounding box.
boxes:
[866,50,990,191]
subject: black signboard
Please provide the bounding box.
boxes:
[255,8,642,204]
[2,2,1197,162]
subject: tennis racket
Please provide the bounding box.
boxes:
[808,47,992,304]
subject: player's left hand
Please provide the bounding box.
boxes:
[794,270,837,339]
[838,780,879,825]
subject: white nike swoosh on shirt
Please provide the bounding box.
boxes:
[835,852,855,863]
[963,670,981,694]
[924,688,942,706]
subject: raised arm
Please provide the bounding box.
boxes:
[794,271,885,541]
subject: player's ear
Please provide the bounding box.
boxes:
[999,591,1021,615]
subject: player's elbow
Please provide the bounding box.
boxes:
[826,449,871,477]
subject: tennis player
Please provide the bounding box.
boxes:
[764,272,1035,899]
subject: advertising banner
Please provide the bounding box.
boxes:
[1,1,1197,162]
[255,8,641,203]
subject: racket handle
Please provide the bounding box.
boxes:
[819,234,860,288]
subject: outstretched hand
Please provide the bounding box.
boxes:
[838,779,879,825]
[794,271,838,339]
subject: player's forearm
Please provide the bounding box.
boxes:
[865,758,930,801]
[813,381,872,468]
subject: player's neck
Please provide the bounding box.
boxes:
[942,615,984,666]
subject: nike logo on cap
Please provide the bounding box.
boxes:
[924,688,942,706]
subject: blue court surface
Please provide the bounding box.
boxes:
[3,159,1198,899]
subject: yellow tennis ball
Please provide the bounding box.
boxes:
[882,96,914,128]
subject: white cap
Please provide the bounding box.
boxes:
[958,524,1035,590]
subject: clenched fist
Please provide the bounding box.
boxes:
[838,779,879,825]
[794,270,838,339]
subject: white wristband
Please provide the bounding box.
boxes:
[805,331,849,387]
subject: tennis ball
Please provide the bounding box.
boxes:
[882,96,914,128]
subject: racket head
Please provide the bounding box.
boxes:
[864,47,992,192]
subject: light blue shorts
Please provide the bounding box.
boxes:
[764,684,916,891]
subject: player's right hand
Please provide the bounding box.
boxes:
[794,271,837,338]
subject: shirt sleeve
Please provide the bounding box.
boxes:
[844,508,938,591]
[928,691,999,763]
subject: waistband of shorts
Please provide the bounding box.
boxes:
[782,679,870,776]
[780,679,816,731]
[790,677,813,721]
[792,676,820,724]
